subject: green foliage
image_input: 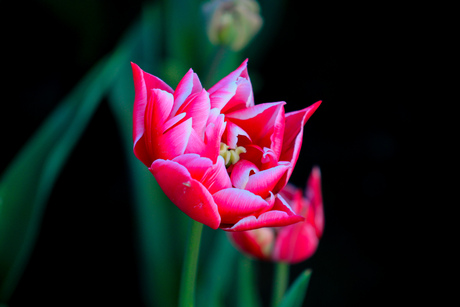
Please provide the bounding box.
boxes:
[277,270,312,307]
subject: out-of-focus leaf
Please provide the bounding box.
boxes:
[277,269,312,307]
[0,16,141,304]
[108,4,187,306]
[196,230,238,307]
[237,256,262,307]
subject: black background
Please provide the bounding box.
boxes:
[1,0,428,306]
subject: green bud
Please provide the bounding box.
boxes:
[203,0,263,51]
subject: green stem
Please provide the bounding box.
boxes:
[271,262,290,307]
[178,220,204,307]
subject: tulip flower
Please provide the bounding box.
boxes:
[131,59,321,231]
[229,167,324,263]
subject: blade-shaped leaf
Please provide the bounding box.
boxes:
[277,269,312,307]
[237,256,262,307]
[196,230,238,307]
[0,16,141,303]
[108,4,188,306]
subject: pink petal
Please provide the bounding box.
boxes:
[213,188,270,224]
[171,68,203,117]
[222,194,304,232]
[228,228,274,260]
[131,63,173,166]
[225,121,252,149]
[172,154,213,182]
[202,114,226,163]
[230,160,260,189]
[276,101,322,190]
[208,59,249,94]
[139,89,174,163]
[226,102,285,152]
[149,159,221,229]
[245,163,290,198]
[201,156,232,195]
[176,89,210,138]
[221,77,254,114]
[306,166,324,237]
[272,222,319,264]
[160,118,193,160]
[209,80,238,111]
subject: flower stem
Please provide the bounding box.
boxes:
[178,220,204,307]
[271,262,290,307]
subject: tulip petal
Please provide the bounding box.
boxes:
[230,160,260,190]
[213,188,270,224]
[221,77,254,113]
[209,80,238,111]
[225,121,252,149]
[176,89,210,138]
[306,166,324,237]
[272,222,319,264]
[131,63,174,166]
[228,228,274,260]
[171,68,203,117]
[226,102,285,151]
[245,163,290,198]
[149,159,221,229]
[221,194,304,232]
[208,59,249,94]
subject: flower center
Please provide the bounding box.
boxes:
[219,142,246,167]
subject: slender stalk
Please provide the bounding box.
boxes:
[205,45,227,87]
[271,262,290,307]
[178,220,204,307]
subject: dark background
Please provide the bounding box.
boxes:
[1,0,425,306]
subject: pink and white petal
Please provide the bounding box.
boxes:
[221,77,254,113]
[172,154,212,182]
[163,113,186,133]
[159,118,193,160]
[222,194,304,232]
[176,89,210,138]
[245,163,290,198]
[208,59,250,94]
[226,102,285,146]
[228,228,274,260]
[131,64,173,152]
[306,166,324,237]
[171,69,203,117]
[209,81,238,111]
[149,159,221,229]
[230,160,260,190]
[184,128,206,156]
[272,222,318,263]
[213,188,270,224]
[202,114,226,163]
[277,101,322,190]
[201,156,232,194]
[225,121,252,149]
[140,89,175,164]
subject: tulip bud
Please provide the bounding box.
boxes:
[203,0,263,51]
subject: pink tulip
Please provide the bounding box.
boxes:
[229,167,324,263]
[131,59,321,231]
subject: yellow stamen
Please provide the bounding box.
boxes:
[219,142,246,167]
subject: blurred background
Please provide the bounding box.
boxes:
[1,0,420,306]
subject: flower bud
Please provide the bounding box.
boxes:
[203,0,263,51]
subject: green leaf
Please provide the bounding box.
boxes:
[0,15,141,303]
[108,5,188,306]
[196,230,238,307]
[277,269,312,307]
[237,256,262,307]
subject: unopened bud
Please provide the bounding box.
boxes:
[203,0,263,51]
